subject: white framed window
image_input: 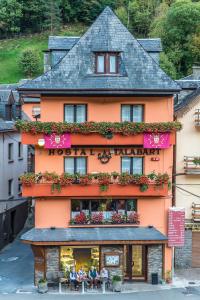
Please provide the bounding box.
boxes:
[64,157,87,174]
[121,157,143,175]
[121,105,143,122]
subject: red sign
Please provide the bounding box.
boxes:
[44,133,71,149]
[144,133,170,149]
[168,208,185,247]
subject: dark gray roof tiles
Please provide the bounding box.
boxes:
[19,7,180,94]
[21,226,167,243]
[48,36,80,50]
[176,79,200,90]
[48,36,162,53]
[175,87,200,112]
[0,121,15,132]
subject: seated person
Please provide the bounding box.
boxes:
[100,267,109,282]
[69,267,79,290]
[78,267,87,281]
[88,266,99,288]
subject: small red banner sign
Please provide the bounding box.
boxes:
[143,133,170,149]
[168,208,185,247]
[44,133,71,149]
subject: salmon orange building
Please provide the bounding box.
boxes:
[17,7,181,284]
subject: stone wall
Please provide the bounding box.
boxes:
[46,246,60,274]
[175,229,192,269]
[101,246,124,279]
[147,245,163,283]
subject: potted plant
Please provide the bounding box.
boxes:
[136,175,149,192]
[74,212,87,224]
[91,212,104,224]
[38,278,48,293]
[111,171,119,180]
[111,212,124,224]
[97,173,111,192]
[20,173,36,185]
[60,173,74,185]
[165,270,172,284]
[118,173,131,185]
[127,212,140,224]
[193,157,200,166]
[112,275,122,292]
[79,174,93,185]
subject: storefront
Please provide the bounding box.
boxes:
[21,226,167,284]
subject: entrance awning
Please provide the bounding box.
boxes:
[21,226,167,245]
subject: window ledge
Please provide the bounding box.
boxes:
[69,224,139,228]
[18,157,24,161]
[8,196,14,200]
[8,160,14,163]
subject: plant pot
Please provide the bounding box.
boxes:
[38,282,48,293]
[112,281,122,292]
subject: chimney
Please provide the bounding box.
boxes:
[192,66,200,80]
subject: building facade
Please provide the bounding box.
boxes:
[0,87,28,249]
[18,7,181,284]
[174,67,200,268]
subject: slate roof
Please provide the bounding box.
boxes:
[18,7,180,95]
[21,226,167,243]
[48,36,162,53]
[175,87,200,113]
[0,121,15,132]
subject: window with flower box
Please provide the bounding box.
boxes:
[64,157,87,175]
[71,199,138,225]
[121,157,143,174]
[121,105,144,122]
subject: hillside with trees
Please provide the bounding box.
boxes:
[0,0,200,83]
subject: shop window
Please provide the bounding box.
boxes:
[64,157,86,174]
[95,52,119,74]
[121,157,143,174]
[121,105,143,122]
[60,246,100,273]
[71,199,137,221]
[64,104,87,123]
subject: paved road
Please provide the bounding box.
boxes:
[0,288,200,300]
[0,233,34,293]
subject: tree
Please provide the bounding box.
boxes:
[116,0,161,37]
[151,0,200,77]
[159,52,177,79]
[19,48,40,78]
[43,0,62,34]
[0,0,22,38]
[18,0,47,34]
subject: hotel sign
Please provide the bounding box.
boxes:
[168,208,185,247]
[48,147,161,157]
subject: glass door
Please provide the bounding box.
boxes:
[125,245,146,281]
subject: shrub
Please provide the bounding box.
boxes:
[19,48,40,77]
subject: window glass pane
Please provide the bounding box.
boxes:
[82,200,90,216]
[132,157,143,174]
[109,55,117,73]
[8,143,13,161]
[76,157,86,174]
[64,105,74,122]
[71,200,81,218]
[122,157,131,173]
[127,199,137,212]
[122,105,131,122]
[133,105,143,122]
[91,200,100,212]
[97,55,105,73]
[65,157,74,174]
[76,105,86,123]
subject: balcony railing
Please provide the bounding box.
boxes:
[184,156,200,174]
[195,109,200,127]
[192,203,200,222]
[20,172,170,197]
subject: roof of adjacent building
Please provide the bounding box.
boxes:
[175,87,200,113]
[48,36,162,53]
[0,121,15,132]
[21,226,167,243]
[18,7,180,95]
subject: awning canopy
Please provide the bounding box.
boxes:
[21,226,167,245]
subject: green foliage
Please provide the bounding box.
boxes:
[43,0,62,33]
[159,52,177,79]
[18,48,40,77]
[150,0,200,77]
[0,0,22,38]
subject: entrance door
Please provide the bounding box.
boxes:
[125,245,146,281]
